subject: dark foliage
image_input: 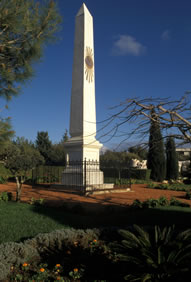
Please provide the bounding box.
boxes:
[147,109,166,181]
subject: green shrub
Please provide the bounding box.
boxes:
[0,228,101,281]
[158,196,169,206]
[185,191,191,200]
[30,197,45,206]
[158,183,170,190]
[0,241,39,280]
[0,163,12,181]
[147,182,157,188]
[170,197,190,207]
[0,176,6,184]
[143,198,160,208]
[131,179,150,184]
[148,182,191,192]
[0,192,12,202]
[132,196,190,209]
[32,166,64,184]
[132,199,143,208]
[130,168,151,181]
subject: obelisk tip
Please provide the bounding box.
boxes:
[76,3,91,17]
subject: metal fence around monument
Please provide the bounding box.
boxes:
[62,159,103,193]
[62,159,131,192]
[32,166,65,184]
[32,160,131,192]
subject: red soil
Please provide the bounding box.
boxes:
[0,182,191,211]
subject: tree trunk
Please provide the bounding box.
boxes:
[15,176,23,202]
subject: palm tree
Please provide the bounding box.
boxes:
[112,225,191,281]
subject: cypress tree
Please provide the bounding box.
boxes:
[166,136,179,180]
[147,109,166,182]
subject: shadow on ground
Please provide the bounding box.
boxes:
[30,198,191,230]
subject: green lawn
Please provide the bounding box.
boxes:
[1,201,191,244]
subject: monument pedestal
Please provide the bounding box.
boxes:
[62,137,104,188]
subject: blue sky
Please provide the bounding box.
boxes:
[3,0,191,149]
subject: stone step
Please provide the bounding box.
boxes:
[85,188,132,196]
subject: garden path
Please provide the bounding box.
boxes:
[0,182,191,211]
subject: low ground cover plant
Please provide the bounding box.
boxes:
[0,191,12,202]
[132,196,190,208]
[185,191,191,199]
[29,197,45,206]
[3,225,191,281]
[2,228,120,281]
[147,182,191,191]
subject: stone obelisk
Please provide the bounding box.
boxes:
[64,3,102,162]
[62,3,104,187]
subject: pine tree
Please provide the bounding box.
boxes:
[147,109,166,182]
[0,0,61,100]
[166,136,179,180]
[0,117,14,149]
[0,0,61,145]
[35,131,52,164]
[62,129,69,142]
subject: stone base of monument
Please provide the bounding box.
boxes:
[85,187,131,196]
[61,167,105,186]
[55,165,132,195]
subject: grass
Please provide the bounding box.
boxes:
[1,201,191,244]
[0,202,70,243]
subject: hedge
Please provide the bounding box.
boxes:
[102,167,151,181]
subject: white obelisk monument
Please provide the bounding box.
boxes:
[62,3,104,187]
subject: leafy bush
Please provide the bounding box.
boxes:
[131,179,151,184]
[185,191,191,200]
[130,168,151,181]
[147,182,157,188]
[30,197,45,206]
[158,183,170,189]
[158,196,169,206]
[0,176,6,184]
[148,182,191,192]
[32,166,64,184]
[0,241,39,280]
[132,196,190,208]
[170,197,190,207]
[0,228,101,281]
[0,191,12,202]
[0,163,12,182]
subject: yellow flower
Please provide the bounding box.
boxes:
[40,268,45,272]
[22,263,28,267]
[10,266,14,270]
[56,264,61,267]
[73,268,78,272]
[56,269,60,273]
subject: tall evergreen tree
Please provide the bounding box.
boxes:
[0,0,61,146]
[147,109,166,182]
[35,131,52,164]
[0,0,61,100]
[166,136,179,180]
[62,129,69,142]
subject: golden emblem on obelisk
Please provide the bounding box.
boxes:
[85,46,94,83]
